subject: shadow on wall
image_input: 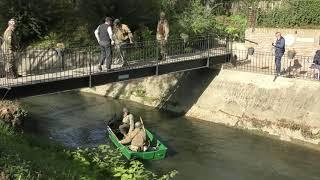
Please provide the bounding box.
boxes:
[156,68,221,115]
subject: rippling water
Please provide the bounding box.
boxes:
[21,91,320,180]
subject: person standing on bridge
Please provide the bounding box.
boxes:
[119,107,135,136]
[94,17,114,72]
[156,12,169,61]
[1,18,18,79]
[272,32,285,76]
[113,19,133,67]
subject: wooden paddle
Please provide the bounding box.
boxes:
[140,116,150,152]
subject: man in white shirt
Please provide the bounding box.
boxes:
[94,17,114,71]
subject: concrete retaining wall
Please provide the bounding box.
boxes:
[187,69,320,144]
[81,67,320,145]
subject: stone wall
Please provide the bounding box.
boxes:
[81,73,184,110]
[81,69,219,115]
[81,64,320,145]
[187,69,320,144]
[245,28,320,57]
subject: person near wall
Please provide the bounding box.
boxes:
[156,12,169,61]
[94,17,114,72]
[311,50,320,80]
[113,19,133,66]
[272,32,286,76]
[1,18,18,79]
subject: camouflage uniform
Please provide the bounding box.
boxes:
[120,127,146,152]
[1,24,17,78]
[119,113,134,136]
[156,15,169,61]
[113,24,133,66]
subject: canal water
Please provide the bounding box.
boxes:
[21,92,320,180]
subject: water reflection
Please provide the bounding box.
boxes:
[21,92,320,180]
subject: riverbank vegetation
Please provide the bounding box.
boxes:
[257,0,320,28]
[0,102,177,179]
[0,0,248,49]
[1,0,319,49]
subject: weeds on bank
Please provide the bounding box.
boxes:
[242,115,320,140]
[0,115,177,179]
[69,146,178,180]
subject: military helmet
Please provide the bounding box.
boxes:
[135,122,142,128]
[123,107,129,113]
[8,18,16,25]
[160,12,166,18]
[114,19,121,25]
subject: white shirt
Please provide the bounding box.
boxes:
[94,23,114,45]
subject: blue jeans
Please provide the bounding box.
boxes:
[275,53,283,74]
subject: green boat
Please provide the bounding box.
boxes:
[106,125,167,160]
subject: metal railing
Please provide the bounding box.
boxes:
[0,35,229,87]
[225,49,320,81]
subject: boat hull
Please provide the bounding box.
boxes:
[107,126,167,160]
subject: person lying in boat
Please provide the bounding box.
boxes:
[119,122,146,152]
[119,107,135,136]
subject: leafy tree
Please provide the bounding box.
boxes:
[0,0,63,48]
[176,0,217,35]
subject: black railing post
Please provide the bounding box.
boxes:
[89,46,92,88]
[156,40,159,62]
[155,41,159,75]
[207,35,210,67]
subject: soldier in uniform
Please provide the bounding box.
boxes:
[1,19,18,79]
[120,121,146,152]
[119,107,135,136]
[156,12,169,61]
[113,19,133,66]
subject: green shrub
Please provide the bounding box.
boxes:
[176,0,217,35]
[216,15,247,40]
[258,0,320,28]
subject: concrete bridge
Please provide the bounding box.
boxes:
[0,36,231,99]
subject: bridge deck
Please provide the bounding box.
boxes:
[0,35,231,99]
[1,48,228,88]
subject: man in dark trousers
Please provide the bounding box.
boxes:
[272,32,285,76]
[94,17,114,71]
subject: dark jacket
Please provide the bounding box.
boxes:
[314,50,320,65]
[274,37,285,56]
[98,24,111,46]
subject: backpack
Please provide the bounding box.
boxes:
[313,50,320,65]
